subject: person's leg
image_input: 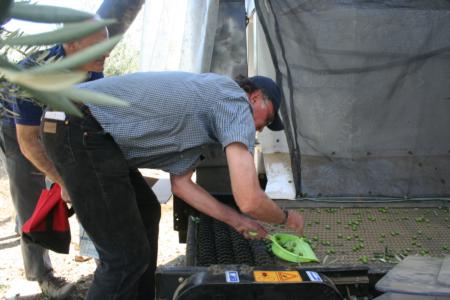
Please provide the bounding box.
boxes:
[42,114,152,299]
[129,169,161,299]
[78,224,99,260]
[0,124,52,280]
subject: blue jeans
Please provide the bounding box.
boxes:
[0,123,52,281]
[41,111,161,299]
[79,224,99,259]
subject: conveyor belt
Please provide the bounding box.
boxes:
[268,206,450,269]
[192,206,450,271]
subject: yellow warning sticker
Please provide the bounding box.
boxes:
[253,271,302,283]
[254,271,279,282]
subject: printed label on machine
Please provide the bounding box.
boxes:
[253,271,302,283]
[225,271,240,283]
[306,271,323,282]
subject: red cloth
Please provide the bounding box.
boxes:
[22,183,73,254]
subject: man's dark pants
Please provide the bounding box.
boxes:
[42,111,161,299]
[0,123,52,280]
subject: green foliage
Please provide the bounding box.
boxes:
[104,38,140,76]
[0,1,127,116]
[9,1,93,23]
[3,19,116,46]
[59,88,129,107]
[1,68,87,91]
[28,36,123,74]
[0,27,39,117]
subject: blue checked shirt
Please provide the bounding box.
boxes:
[80,72,256,175]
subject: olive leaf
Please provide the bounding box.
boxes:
[59,88,128,107]
[1,1,126,115]
[0,106,19,117]
[10,2,93,23]
[0,56,21,71]
[3,19,116,46]
[21,87,82,117]
[28,35,122,74]
[0,68,87,91]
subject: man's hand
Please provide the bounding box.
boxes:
[285,210,305,236]
[16,124,65,186]
[171,171,268,240]
[234,216,268,240]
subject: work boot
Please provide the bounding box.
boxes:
[38,273,76,299]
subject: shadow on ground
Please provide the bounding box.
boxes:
[67,254,186,299]
[0,233,20,250]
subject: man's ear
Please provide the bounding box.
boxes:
[248,89,263,104]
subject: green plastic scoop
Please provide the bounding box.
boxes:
[266,233,319,263]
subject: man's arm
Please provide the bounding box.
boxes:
[170,170,267,238]
[226,142,304,235]
[16,124,70,200]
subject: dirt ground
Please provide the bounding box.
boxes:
[0,168,186,299]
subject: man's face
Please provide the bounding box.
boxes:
[66,28,109,72]
[249,90,275,132]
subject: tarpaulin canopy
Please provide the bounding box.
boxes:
[255,0,450,198]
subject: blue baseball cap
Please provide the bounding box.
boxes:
[249,76,284,131]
